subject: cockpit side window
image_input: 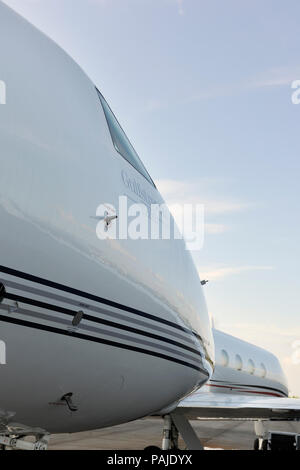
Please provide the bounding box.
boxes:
[96,88,155,187]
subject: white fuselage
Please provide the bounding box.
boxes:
[0,1,214,433]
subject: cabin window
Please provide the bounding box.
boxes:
[220,349,229,367]
[235,354,243,371]
[96,88,155,187]
[260,363,267,378]
[247,359,255,375]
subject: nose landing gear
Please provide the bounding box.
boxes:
[162,415,179,450]
[152,413,204,451]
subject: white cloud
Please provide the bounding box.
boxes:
[155,178,250,245]
[88,0,108,5]
[205,223,227,235]
[247,65,300,89]
[146,99,165,112]
[147,65,300,110]
[155,178,250,243]
[156,179,250,215]
[199,264,274,281]
[177,0,184,15]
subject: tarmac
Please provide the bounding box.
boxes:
[48,417,300,450]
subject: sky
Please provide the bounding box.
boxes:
[2,0,300,395]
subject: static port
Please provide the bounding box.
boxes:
[0,283,5,303]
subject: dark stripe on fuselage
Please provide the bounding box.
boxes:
[1,279,192,343]
[210,379,288,397]
[0,265,201,340]
[0,303,200,364]
[2,291,201,358]
[0,314,209,375]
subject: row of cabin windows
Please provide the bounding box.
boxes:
[220,349,267,378]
